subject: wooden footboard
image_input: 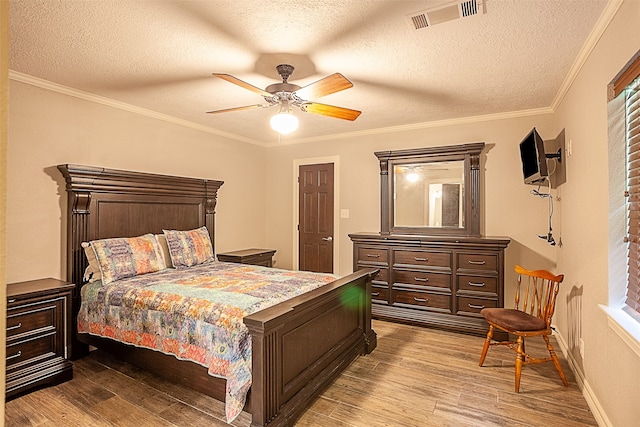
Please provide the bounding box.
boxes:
[245,268,377,427]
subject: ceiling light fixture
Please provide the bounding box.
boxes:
[270,99,298,134]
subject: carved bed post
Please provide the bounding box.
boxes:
[205,179,223,253]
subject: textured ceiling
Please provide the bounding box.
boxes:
[9,0,611,145]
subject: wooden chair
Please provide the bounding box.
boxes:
[478,265,569,392]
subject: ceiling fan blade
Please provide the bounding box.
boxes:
[206,104,267,114]
[295,73,353,100]
[212,73,272,98]
[301,102,361,121]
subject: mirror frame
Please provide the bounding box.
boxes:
[375,142,485,236]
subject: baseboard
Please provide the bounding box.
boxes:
[553,330,612,427]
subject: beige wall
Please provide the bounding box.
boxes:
[7,80,269,284]
[266,116,559,285]
[553,1,640,425]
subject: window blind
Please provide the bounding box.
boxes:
[626,77,640,313]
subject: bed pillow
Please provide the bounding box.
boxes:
[89,233,166,284]
[81,242,102,283]
[163,226,214,268]
[155,234,174,268]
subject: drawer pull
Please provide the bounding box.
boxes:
[7,322,22,332]
[414,277,429,282]
[371,292,380,296]
[468,282,485,287]
[468,260,486,265]
[468,303,485,309]
[414,257,429,262]
[6,350,22,361]
[366,254,380,258]
[8,299,16,303]
[414,297,429,303]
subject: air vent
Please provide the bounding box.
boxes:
[406,0,485,30]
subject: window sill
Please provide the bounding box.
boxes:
[599,304,640,358]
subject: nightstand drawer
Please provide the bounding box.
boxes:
[7,298,60,339]
[6,332,57,368]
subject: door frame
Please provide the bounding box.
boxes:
[292,156,340,274]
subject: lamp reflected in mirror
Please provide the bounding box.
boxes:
[394,161,465,228]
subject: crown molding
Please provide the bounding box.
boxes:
[551,0,624,110]
[8,70,266,146]
[276,107,554,146]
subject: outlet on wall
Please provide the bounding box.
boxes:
[579,337,585,358]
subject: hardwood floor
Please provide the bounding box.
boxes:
[5,320,597,426]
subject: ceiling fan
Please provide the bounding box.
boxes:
[207,64,361,133]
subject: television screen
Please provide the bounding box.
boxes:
[519,127,548,184]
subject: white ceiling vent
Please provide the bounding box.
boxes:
[406,0,485,30]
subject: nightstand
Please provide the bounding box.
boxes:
[217,248,277,267]
[6,278,75,399]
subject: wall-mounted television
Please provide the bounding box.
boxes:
[519,127,548,185]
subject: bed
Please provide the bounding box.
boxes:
[57,164,378,427]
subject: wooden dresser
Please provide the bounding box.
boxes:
[6,278,75,399]
[350,233,510,336]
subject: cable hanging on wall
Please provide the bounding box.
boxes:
[531,159,558,246]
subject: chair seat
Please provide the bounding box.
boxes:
[481,308,547,332]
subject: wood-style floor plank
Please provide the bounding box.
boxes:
[5,320,597,426]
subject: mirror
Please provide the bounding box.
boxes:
[394,161,465,228]
[376,143,484,236]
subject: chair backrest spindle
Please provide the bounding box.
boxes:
[513,265,564,328]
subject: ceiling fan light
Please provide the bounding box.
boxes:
[270,112,299,134]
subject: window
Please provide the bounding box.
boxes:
[602,52,640,356]
[625,74,640,315]
[611,52,640,316]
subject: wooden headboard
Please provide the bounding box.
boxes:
[57,164,223,358]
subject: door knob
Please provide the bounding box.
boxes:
[322,236,333,241]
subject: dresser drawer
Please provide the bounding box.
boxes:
[457,253,498,272]
[394,270,450,289]
[371,267,389,284]
[457,296,498,316]
[393,289,451,312]
[457,275,498,294]
[394,250,451,269]
[357,247,389,264]
[7,298,60,339]
[371,285,389,303]
[6,332,57,368]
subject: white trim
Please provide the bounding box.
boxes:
[554,330,613,427]
[9,70,264,146]
[292,156,341,274]
[550,0,624,110]
[599,304,640,358]
[10,69,555,147]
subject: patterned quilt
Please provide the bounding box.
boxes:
[77,261,338,422]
